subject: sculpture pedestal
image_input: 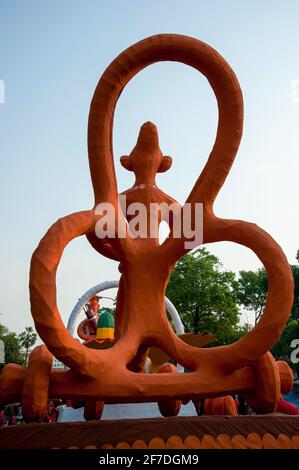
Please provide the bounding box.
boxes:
[1,415,299,449]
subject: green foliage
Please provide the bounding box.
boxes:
[235,253,299,367]
[0,324,25,368]
[229,323,252,343]
[271,319,299,362]
[166,248,242,345]
[236,259,298,323]
[235,269,268,323]
[166,246,299,363]
[270,259,299,370]
[99,307,115,317]
[18,326,37,364]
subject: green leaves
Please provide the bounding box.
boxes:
[0,324,38,369]
[166,248,241,345]
[0,326,25,368]
[18,326,37,364]
[18,326,37,350]
[166,247,299,374]
[235,269,268,324]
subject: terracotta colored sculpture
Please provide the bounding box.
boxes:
[77,295,115,343]
[0,34,294,421]
[205,395,238,416]
[77,295,100,341]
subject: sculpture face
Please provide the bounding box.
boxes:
[0,34,294,420]
[120,122,172,184]
[88,296,100,314]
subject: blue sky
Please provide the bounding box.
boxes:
[0,0,299,333]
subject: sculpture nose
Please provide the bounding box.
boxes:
[136,121,160,150]
[119,121,164,176]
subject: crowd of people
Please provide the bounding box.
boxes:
[1,393,298,426]
[0,400,61,427]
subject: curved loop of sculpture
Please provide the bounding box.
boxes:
[0,34,294,416]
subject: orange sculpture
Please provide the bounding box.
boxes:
[76,295,100,341]
[0,34,294,421]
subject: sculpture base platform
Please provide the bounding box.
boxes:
[0,415,299,449]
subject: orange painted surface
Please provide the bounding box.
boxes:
[247,433,263,449]
[231,434,247,449]
[26,432,299,450]
[277,360,294,394]
[83,400,104,421]
[157,362,181,417]
[184,435,201,449]
[204,396,238,416]
[148,437,165,449]
[165,435,185,449]
[132,440,147,449]
[201,435,218,449]
[216,434,233,449]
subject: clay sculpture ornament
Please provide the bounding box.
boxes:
[0,34,294,421]
[76,296,100,341]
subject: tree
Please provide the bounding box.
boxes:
[99,307,115,317]
[271,254,299,369]
[235,269,268,324]
[236,252,299,322]
[0,323,25,369]
[19,326,37,365]
[271,319,299,363]
[235,250,299,370]
[166,248,243,345]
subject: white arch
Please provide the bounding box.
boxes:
[67,279,184,336]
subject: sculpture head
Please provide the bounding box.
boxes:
[120,121,172,185]
[88,295,100,314]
